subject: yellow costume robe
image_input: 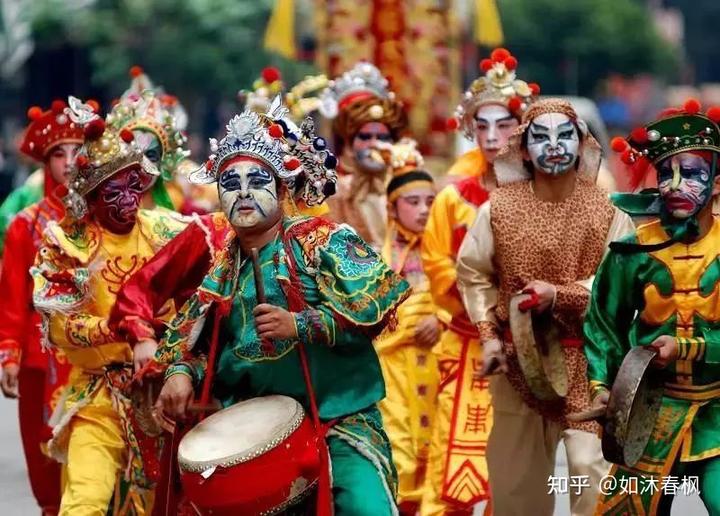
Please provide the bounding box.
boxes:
[419,174,492,515]
[376,224,441,510]
[31,209,187,516]
[446,148,486,179]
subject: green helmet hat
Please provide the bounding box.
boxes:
[609,99,720,253]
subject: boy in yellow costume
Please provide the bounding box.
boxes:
[376,139,442,515]
[420,48,540,515]
[31,99,188,515]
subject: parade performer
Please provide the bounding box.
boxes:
[109,66,191,212]
[584,99,720,515]
[110,97,410,514]
[30,98,188,515]
[418,47,538,516]
[319,62,407,248]
[0,99,84,516]
[375,138,441,515]
[240,65,331,217]
[446,48,541,182]
[456,98,632,516]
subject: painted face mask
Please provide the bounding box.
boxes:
[133,129,163,165]
[657,152,713,220]
[526,112,579,176]
[218,158,280,229]
[352,122,392,174]
[474,104,518,164]
[91,166,146,234]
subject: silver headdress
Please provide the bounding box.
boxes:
[318,62,394,119]
[190,96,338,207]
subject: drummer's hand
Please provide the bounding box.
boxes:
[1,363,20,399]
[253,304,298,340]
[479,339,508,376]
[521,280,556,313]
[647,335,678,369]
[415,315,441,347]
[134,338,158,376]
[156,374,194,421]
[591,388,610,411]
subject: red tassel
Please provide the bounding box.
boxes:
[528,83,541,96]
[27,106,43,121]
[508,97,522,113]
[261,66,281,84]
[630,127,649,144]
[51,99,66,113]
[446,117,460,131]
[130,65,144,78]
[479,59,493,72]
[504,56,518,70]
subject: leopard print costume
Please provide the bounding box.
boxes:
[488,178,615,432]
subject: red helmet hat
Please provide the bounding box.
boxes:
[19,99,86,162]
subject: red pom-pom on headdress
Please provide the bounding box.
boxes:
[268,123,284,139]
[504,56,518,71]
[51,100,66,114]
[130,65,144,78]
[508,97,522,113]
[284,157,301,171]
[261,66,281,84]
[611,136,629,153]
[528,83,541,96]
[27,106,43,121]
[491,48,511,63]
[120,128,134,143]
[479,59,493,73]
[707,106,720,123]
[205,159,214,170]
[84,118,106,141]
[87,99,100,113]
[76,155,90,169]
[446,117,460,131]
[684,98,701,114]
[630,127,649,144]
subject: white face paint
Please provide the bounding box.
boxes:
[218,159,280,229]
[526,113,579,176]
[474,104,518,163]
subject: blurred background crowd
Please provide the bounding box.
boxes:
[0,0,717,199]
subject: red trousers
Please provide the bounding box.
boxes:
[18,367,62,514]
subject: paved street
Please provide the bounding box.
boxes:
[0,396,706,515]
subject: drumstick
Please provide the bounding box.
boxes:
[251,248,267,304]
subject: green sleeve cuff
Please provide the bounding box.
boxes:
[699,330,720,364]
[165,363,196,383]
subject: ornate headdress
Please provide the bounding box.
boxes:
[285,74,330,121]
[382,138,434,203]
[494,98,602,186]
[106,66,189,181]
[608,99,720,253]
[450,48,540,141]
[319,62,407,143]
[20,99,86,162]
[238,66,285,115]
[190,96,338,207]
[64,96,159,219]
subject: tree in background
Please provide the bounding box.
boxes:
[498,0,678,96]
[26,0,317,135]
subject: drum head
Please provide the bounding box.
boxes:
[602,347,664,467]
[509,294,568,401]
[179,395,305,472]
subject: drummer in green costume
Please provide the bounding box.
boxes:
[584,99,720,515]
[111,97,409,515]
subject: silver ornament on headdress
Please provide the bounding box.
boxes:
[318,62,392,119]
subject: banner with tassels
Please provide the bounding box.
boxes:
[314,0,461,162]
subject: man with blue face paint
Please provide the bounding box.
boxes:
[457,98,633,516]
[584,99,720,515]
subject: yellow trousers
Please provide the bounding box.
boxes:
[59,384,125,516]
[379,343,439,509]
[421,329,492,516]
